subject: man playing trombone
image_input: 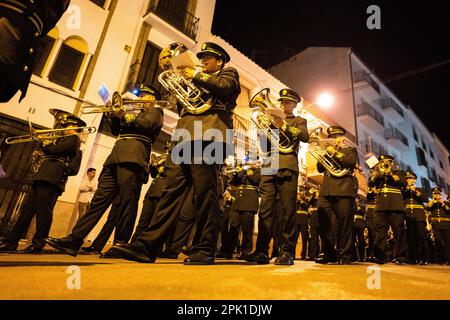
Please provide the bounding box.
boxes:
[46,84,164,256]
[246,88,309,265]
[0,110,84,253]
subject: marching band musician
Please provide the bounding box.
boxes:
[294,187,310,260]
[109,42,241,265]
[46,84,164,256]
[353,196,366,262]
[365,186,377,262]
[0,0,70,102]
[0,110,83,253]
[224,161,261,260]
[368,154,408,265]
[403,171,429,265]
[315,126,358,265]
[307,187,321,261]
[426,187,450,265]
[246,88,309,265]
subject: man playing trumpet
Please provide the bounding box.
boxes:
[0,110,84,253]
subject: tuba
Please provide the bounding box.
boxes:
[307,127,350,177]
[157,42,213,114]
[249,88,295,154]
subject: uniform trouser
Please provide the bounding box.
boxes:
[217,207,230,253]
[294,224,309,258]
[374,211,408,262]
[164,188,196,254]
[7,182,59,248]
[225,209,255,256]
[365,217,376,258]
[308,225,320,259]
[256,171,298,257]
[90,201,119,251]
[433,228,450,263]
[135,158,220,258]
[130,197,160,243]
[318,196,354,261]
[72,163,144,244]
[353,226,365,261]
[271,199,281,256]
[406,218,429,262]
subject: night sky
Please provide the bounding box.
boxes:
[212,1,450,152]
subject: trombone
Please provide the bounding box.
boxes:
[6,119,96,145]
[80,91,174,114]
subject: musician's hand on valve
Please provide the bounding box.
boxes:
[272,116,284,128]
[326,145,336,156]
[182,67,196,80]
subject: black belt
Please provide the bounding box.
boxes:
[42,156,67,165]
[0,1,44,36]
[118,134,153,144]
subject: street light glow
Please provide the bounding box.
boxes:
[316,93,334,108]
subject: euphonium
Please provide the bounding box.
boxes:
[157,42,213,114]
[249,88,294,154]
[307,127,350,177]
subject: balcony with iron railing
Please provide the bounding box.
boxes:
[353,70,380,94]
[384,128,409,150]
[378,97,404,123]
[146,0,200,41]
[359,138,387,157]
[356,102,385,133]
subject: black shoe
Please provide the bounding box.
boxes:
[243,251,270,264]
[80,246,102,255]
[237,253,252,261]
[395,260,407,265]
[339,259,353,265]
[99,249,122,259]
[158,251,179,259]
[315,256,338,264]
[300,255,307,261]
[0,241,18,253]
[215,252,232,259]
[109,243,155,263]
[184,254,214,265]
[306,256,315,261]
[372,257,385,265]
[274,253,294,265]
[419,260,429,265]
[16,245,44,254]
[45,236,83,257]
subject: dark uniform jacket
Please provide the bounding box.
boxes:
[145,155,167,198]
[0,0,70,102]
[230,167,260,212]
[33,135,81,195]
[262,115,309,173]
[426,200,450,230]
[354,204,365,228]
[175,67,240,143]
[317,146,358,197]
[296,196,309,225]
[308,193,320,227]
[365,189,377,219]
[105,107,163,171]
[369,170,406,212]
[403,187,428,222]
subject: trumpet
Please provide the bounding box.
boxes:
[6,126,96,144]
[80,91,173,114]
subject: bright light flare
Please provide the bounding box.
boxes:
[316,93,334,108]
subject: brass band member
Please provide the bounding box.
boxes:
[0,110,83,253]
[294,187,310,260]
[315,126,358,265]
[365,186,377,262]
[224,162,261,260]
[353,196,366,262]
[46,85,164,256]
[426,187,450,265]
[109,42,241,265]
[403,171,429,265]
[0,0,70,102]
[307,187,321,260]
[368,154,408,265]
[246,89,309,265]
